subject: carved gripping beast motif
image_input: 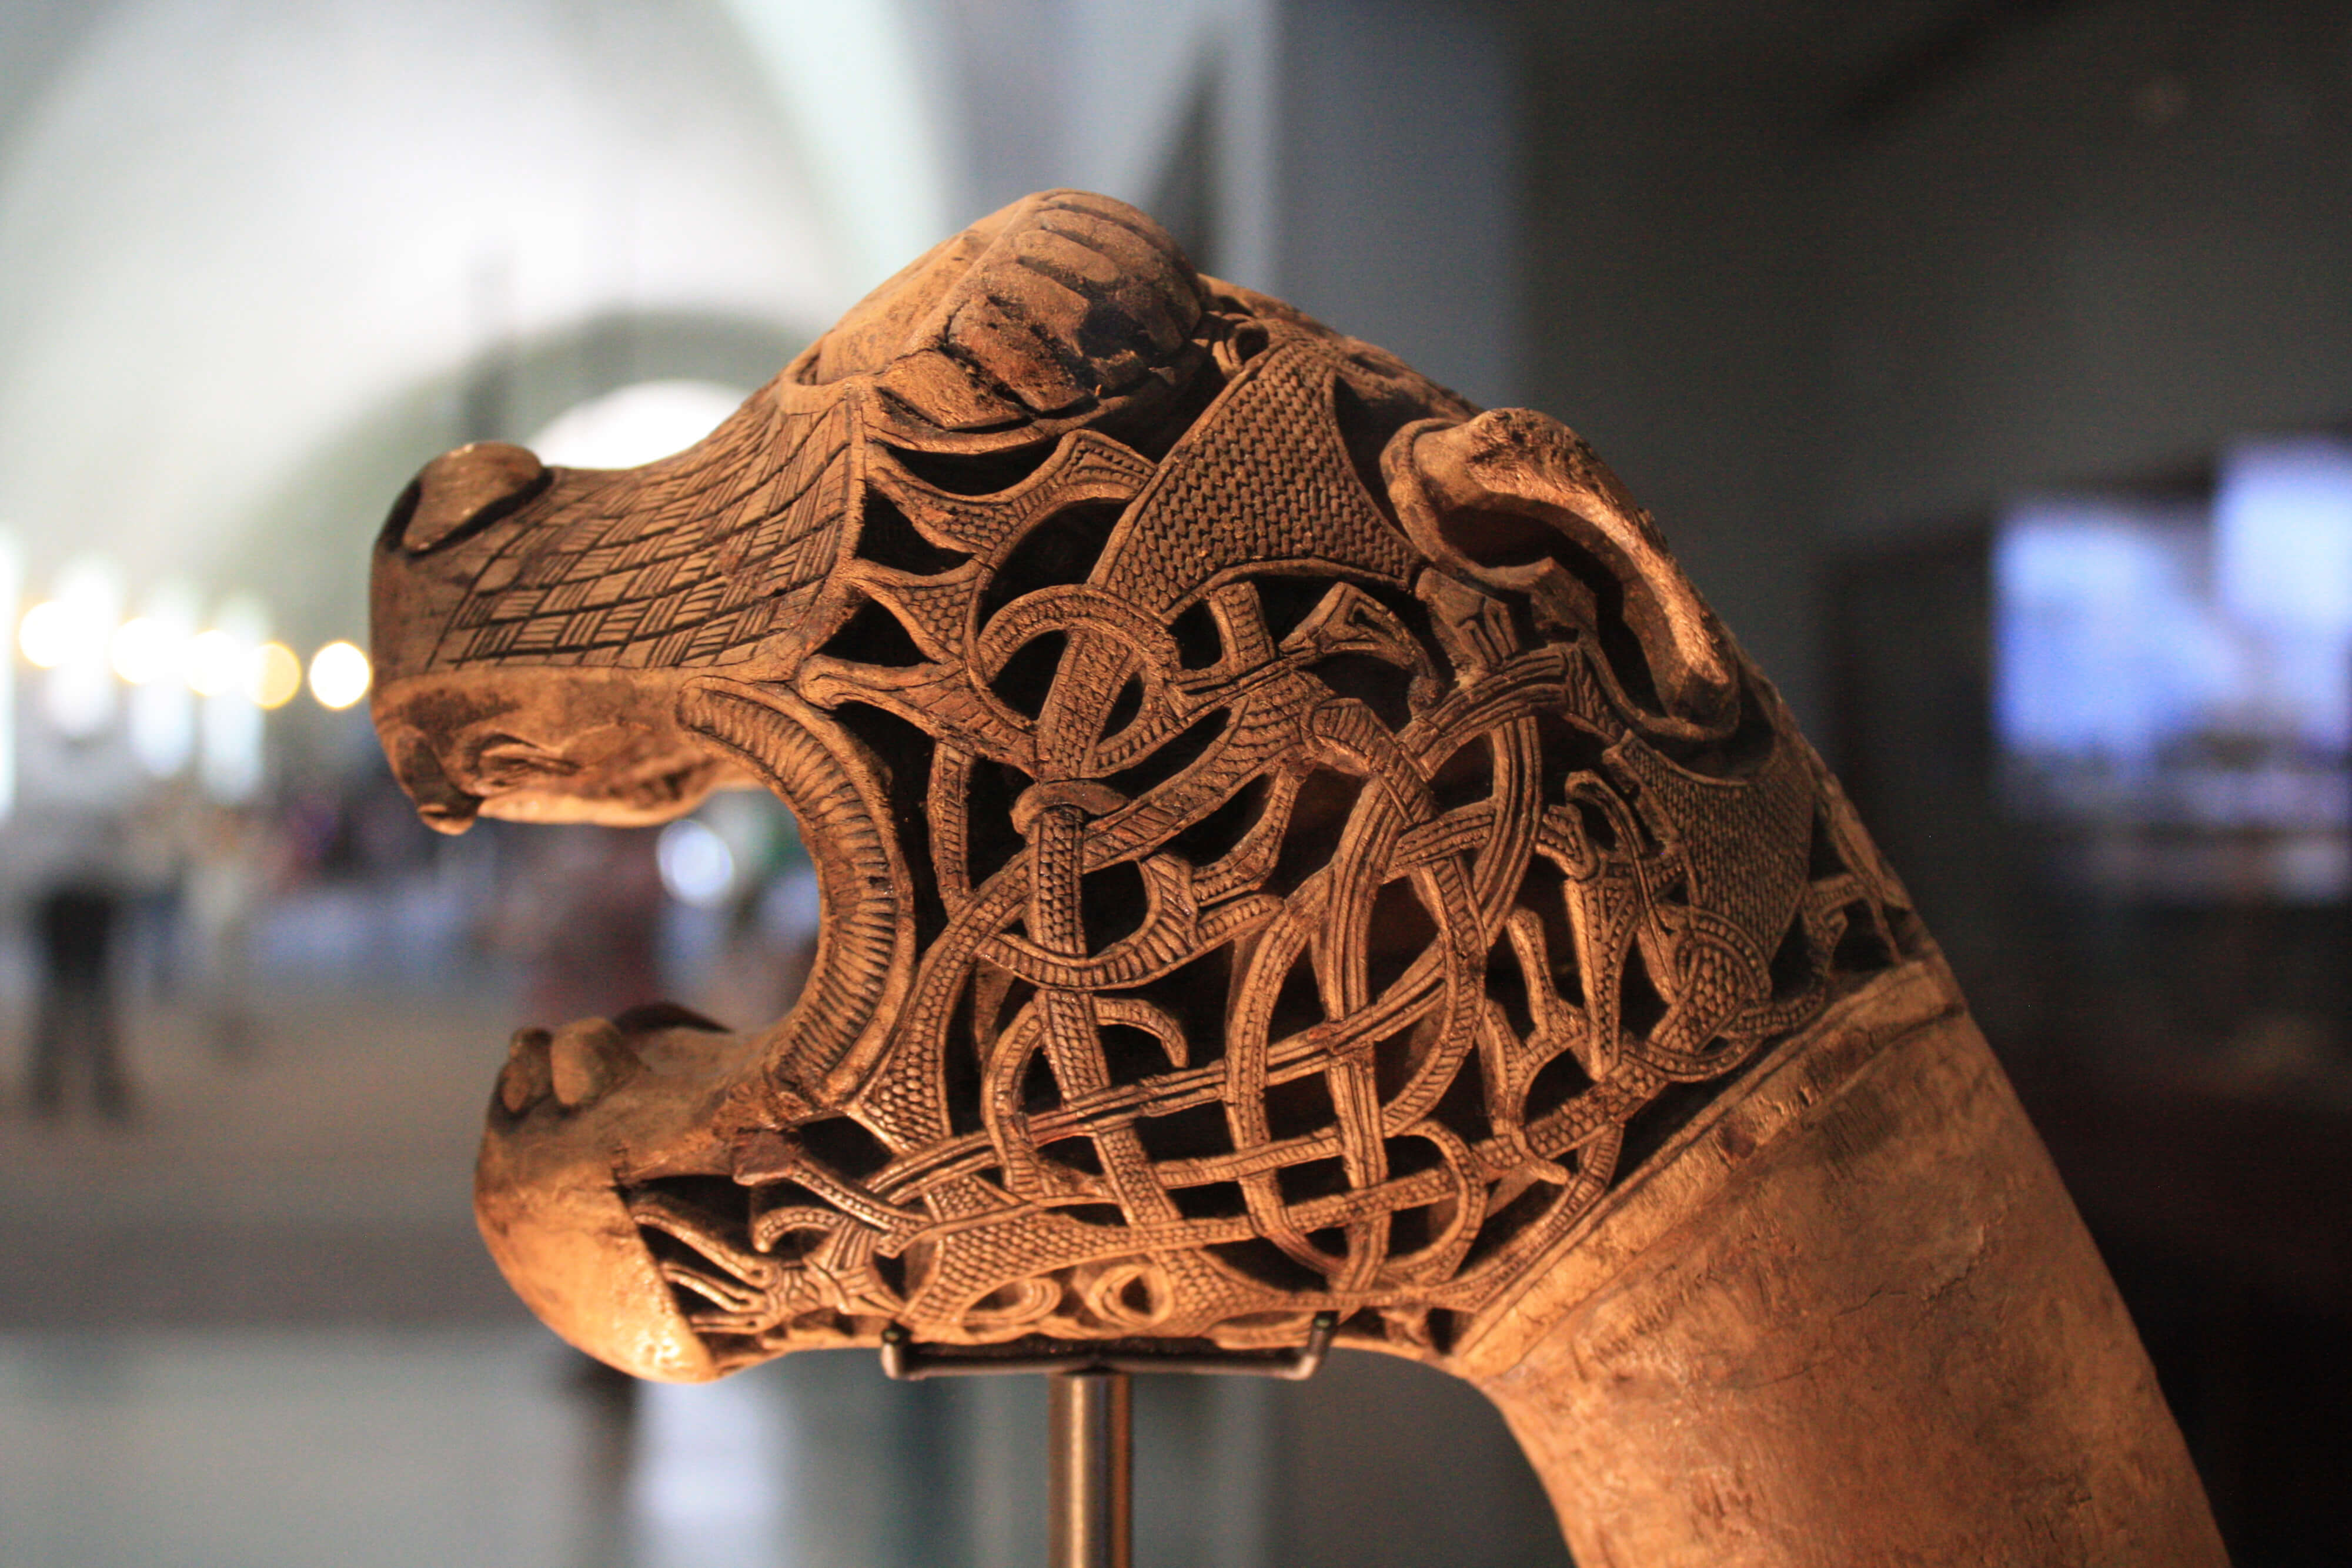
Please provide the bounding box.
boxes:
[370,191,1926,1381]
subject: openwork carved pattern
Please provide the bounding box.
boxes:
[370,191,1924,1378]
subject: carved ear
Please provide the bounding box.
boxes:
[1385,409,1738,734]
[801,189,1208,435]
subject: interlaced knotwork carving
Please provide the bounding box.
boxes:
[370,190,1924,1380]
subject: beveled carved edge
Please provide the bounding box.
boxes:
[1448,954,1963,1380]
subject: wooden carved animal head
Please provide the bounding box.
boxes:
[370,191,2219,1564]
[370,189,1916,1376]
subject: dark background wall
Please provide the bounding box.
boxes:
[1508,5,2352,1557]
[1520,0,2352,739]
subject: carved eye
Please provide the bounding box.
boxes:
[472,734,578,786]
[382,442,549,554]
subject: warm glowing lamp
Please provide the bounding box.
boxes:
[18,601,71,668]
[309,641,371,709]
[249,641,303,709]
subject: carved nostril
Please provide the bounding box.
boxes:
[499,1027,553,1114]
[416,801,480,836]
[389,441,549,554]
[395,739,483,836]
[549,1018,642,1110]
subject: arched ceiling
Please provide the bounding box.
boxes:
[0,0,946,640]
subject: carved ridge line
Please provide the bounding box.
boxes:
[1451,958,1964,1378]
[677,677,917,1103]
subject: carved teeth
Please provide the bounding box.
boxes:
[548,1017,643,1110]
[499,1026,553,1113]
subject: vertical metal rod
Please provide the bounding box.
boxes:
[1048,1369,1131,1568]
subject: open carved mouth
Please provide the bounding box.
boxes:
[671,678,919,1105]
[466,670,933,1374]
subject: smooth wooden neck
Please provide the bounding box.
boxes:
[1446,961,2227,1566]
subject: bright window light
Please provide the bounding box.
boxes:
[527,380,747,469]
[200,594,268,803]
[127,583,199,778]
[110,616,176,684]
[185,628,245,696]
[308,640,371,709]
[249,641,303,709]
[42,557,122,737]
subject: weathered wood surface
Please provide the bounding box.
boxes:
[370,190,2223,1563]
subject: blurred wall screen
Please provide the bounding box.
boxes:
[1993,437,2352,901]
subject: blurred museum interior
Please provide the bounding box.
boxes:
[1,0,2348,1563]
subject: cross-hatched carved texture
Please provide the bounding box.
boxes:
[369,190,1926,1377]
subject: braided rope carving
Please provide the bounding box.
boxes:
[371,192,1924,1379]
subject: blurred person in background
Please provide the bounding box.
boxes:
[121,780,198,1005]
[186,804,272,1057]
[692,813,821,1038]
[490,824,667,1024]
[27,868,129,1122]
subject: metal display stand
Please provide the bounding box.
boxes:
[880,1313,1338,1568]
